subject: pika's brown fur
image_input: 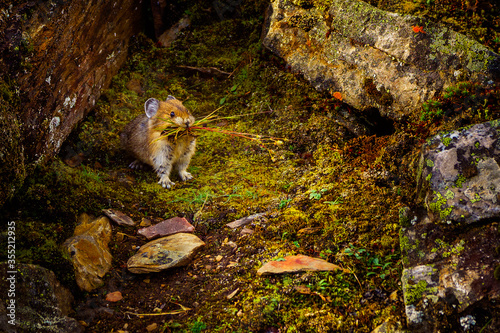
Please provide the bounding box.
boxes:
[120,96,196,189]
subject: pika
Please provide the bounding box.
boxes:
[120,96,196,189]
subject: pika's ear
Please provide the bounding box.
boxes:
[166,95,176,101]
[145,98,160,118]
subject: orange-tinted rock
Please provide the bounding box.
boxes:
[257,254,349,276]
[64,214,113,291]
[105,291,123,302]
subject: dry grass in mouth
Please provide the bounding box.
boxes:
[158,107,288,159]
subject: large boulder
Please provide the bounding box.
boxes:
[0,263,83,333]
[262,0,500,120]
[400,120,500,332]
[0,0,144,205]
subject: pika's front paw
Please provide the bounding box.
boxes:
[179,171,193,181]
[158,175,175,189]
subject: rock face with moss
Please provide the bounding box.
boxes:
[262,0,500,121]
[400,121,500,331]
[0,263,83,333]
[0,0,143,206]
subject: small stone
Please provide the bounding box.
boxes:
[257,254,349,276]
[240,227,254,235]
[226,241,238,248]
[126,78,144,95]
[138,217,195,240]
[105,291,123,302]
[226,213,266,229]
[127,233,205,274]
[102,209,135,226]
[228,261,238,268]
[215,255,223,262]
[143,278,150,283]
[389,290,399,302]
[146,323,157,332]
[227,288,240,299]
[140,218,152,227]
[294,285,312,294]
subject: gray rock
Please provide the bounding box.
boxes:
[262,0,500,121]
[64,214,113,291]
[127,233,205,274]
[417,121,500,224]
[401,120,500,332]
[0,263,83,333]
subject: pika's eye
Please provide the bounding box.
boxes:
[170,111,175,118]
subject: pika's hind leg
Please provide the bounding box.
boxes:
[129,160,145,169]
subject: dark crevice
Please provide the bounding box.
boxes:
[360,107,396,136]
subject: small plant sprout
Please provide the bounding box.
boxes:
[324,196,344,206]
[309,189,328,200]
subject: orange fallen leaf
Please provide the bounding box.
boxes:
[332,91,343,101]
[412,26,425,33]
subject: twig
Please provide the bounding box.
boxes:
[177,65,231,77]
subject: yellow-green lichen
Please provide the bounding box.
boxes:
[455,174,467,188]
[428,191,454,220]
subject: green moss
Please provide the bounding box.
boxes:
[494,265,500,281]
[0,78,25,206]
[399,207,411,227]
[405,279,429,305]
